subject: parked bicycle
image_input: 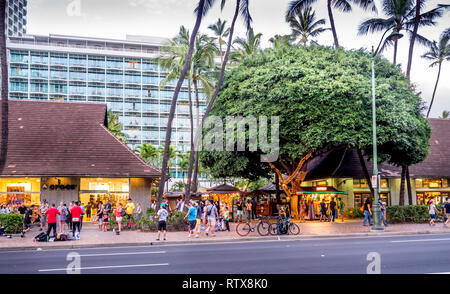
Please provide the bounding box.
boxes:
[236,215,272,237]
[268,216,300,235]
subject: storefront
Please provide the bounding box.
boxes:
[0,100,161,217]
[416,178,450,205]
[296,187,348,220]
[203,184,242,219]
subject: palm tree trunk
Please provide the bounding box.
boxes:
[219,40,224,66]
[192,0,240,155]
[184,79,195,204]
[327,0,339,48]
[406,166,412,205]
[426,61,442,118]
[406,0,421,78]
[157,0,206,206]
[0,0,9,174]
[393,39,398,65]
[191,79,200,193]
[399,165,406,206]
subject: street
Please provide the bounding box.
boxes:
[1,233,450,274]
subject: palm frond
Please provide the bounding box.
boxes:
[285,0,317,21]
[358,17,394,35]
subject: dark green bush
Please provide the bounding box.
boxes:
[0,213,24,234]
[386,205,433,223]
[344,208,364,219]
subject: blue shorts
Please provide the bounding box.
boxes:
[430,214,436,219]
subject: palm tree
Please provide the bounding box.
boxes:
[358,0,446,65]
[287,0,377,48]
[422,29,450,118]
[157,0,217,207]
[269,34,295,49]
[229,27,262,63]
[407,3,449,77]
[440,110,450,119]
[0,0,9,175]
[106,110,127,143]
[208,18,230,66]
[287,7,329,46]
[134,143,161,167]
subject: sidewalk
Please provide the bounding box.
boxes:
[1,219,450,251]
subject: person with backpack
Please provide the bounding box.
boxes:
[45,203,60,239]
[204,200,218,237]
[71,201,83,239]
[378,198,388,227]
[57,201,67,234]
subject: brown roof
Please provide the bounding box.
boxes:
[206,184,241,194]
[304,118,450,179]
[0,100,160,178]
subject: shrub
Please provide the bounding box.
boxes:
[386,205,432,223]
[0,213,24,234]
[344,208,364,219]
[146,208,155,215]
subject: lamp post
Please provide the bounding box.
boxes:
[371,29,403,231]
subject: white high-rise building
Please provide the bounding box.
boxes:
[5,0,27,36]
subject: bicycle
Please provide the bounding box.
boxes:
[236,215,272,237]
[268,216,301,235]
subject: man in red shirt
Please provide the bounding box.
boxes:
[71,201,83,239]
[45,203,60,238]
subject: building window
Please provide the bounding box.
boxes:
[416,178,443,188]
[0,177,41,207]
[353,179,368,188]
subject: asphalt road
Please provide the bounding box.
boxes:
[1,233,450,274]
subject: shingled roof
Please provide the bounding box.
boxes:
[0,100,161,178]
[304,118,450,179]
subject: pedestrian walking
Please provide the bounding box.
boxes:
[96,201,104,231]
[57,201,67,233]
[71,201,83,239]
[362,197,373,226]
[45,203,60,239]
[338,197,345,222]
[195,201,203,237]
[39,200,49,231]
[444,198,450,227]
[114,202,124,235]
[428,200,438,226]
[329,197,337,222]
[222,206,231,232]
[378,198,388,226]
[124,198,135,229]
[155,203,168,241]
[204,200,218,237]
[184,202,197,238]
[236,199,243,222]
[319,199,327,222]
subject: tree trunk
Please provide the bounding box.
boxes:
[399,165,406,206]
[157,0,206,207]
[426,61,442,118]
[192,0,240,154]
[184,79,195,205]
[275,173,280,204]
[406,166,412,205]
[191,79,200,193]
[357,149,374,196]
[406,0,421,78]
[393,39,398,65]
[0,0,9,174]
[327,0,339,48]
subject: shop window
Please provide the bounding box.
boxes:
[380,178,388,188]
[417,192,446,205]
[417,179,443,188]
[443,179,449,188]
[0,178,41,207]
[415,179,423,188]
[353,179,368,188]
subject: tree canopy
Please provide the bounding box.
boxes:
[200,45,431,179]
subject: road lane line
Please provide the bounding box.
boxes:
[79,251,165,257]
[391,238,450,243]
[38,263,169,272]
[427,272,450,274]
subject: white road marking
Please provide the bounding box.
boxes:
[38,263,169,272]
[79,251,165,257]
[427,272,450,274]
[391,238,450,243]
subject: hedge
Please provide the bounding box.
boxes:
[0,213,24,234]
[107,210,189,232]
[386,205,443,224]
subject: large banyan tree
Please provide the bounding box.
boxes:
[200,45,430,218]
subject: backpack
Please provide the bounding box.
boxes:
[34,232,48,242]
[207,205,215,217]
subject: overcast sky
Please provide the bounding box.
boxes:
[27,0,450,118]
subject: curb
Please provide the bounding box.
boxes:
[0,230,446,252]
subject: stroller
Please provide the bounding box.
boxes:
[215,217,225,232]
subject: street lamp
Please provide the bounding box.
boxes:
[370,28,403,231]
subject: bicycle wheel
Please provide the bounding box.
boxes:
[288,223,301,235]
[268,223,279,235]
[236,222,251,237]
[257,221,271,236]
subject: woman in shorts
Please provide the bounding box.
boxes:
[114,202,123,235]
[96,201,104,231]
[428,200,437,226]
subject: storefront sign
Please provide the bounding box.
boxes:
[316,187,327,192]
[42,179,76,191]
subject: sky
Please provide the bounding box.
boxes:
[27,0,450,118]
